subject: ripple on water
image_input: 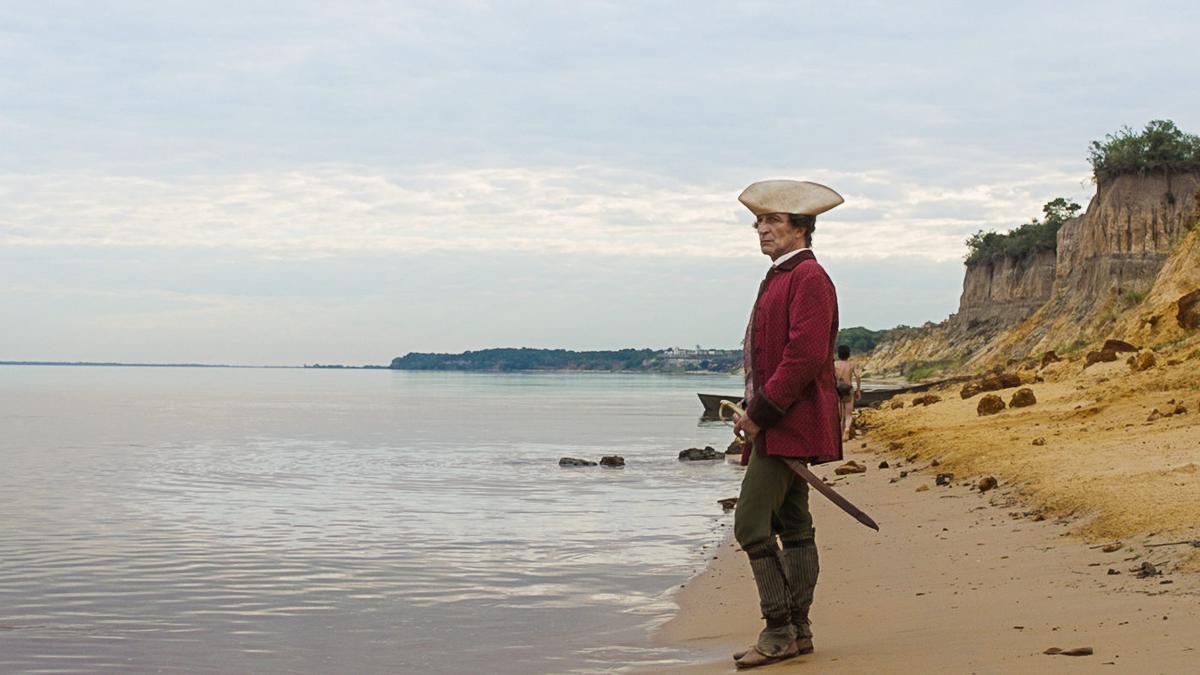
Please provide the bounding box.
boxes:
[0,368,744,673]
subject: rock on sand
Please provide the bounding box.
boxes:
[1010,388,1037,408]
[977,394,1006,416]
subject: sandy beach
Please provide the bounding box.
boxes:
[654,345,1200,673]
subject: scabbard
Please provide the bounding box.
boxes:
[783,458,880,531]
[719,398,879,532]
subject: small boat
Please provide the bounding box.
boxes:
[698,393,742,419]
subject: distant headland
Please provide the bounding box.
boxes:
[388,329,890,373]
[2,331,890,373]
[388,347,738,373]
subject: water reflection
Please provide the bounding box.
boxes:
[0,367,743,674]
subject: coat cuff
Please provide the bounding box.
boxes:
[747,388,786,429]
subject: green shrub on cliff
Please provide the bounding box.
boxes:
[904,357,963,382]
[836,326,890,354]
[964,197,1081,265]
[1088,120,1200,183]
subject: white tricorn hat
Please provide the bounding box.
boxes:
[738,179,844,217]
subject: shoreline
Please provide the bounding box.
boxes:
[651,444,1200,673]
[650,347,1200,672]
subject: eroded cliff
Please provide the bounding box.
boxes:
[958,249,1056,325]
[866,172,1200,377]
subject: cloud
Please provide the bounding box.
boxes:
[0,162,1092,263]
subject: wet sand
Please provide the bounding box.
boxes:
[653,368,1200,673]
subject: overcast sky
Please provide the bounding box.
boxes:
[3,1,1198,365]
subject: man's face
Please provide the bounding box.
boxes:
[754,213,806,260]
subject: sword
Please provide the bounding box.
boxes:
[720,400,880,531]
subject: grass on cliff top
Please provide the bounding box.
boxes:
[1089,119,1200,184]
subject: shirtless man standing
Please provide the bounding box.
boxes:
[834,345,862,441]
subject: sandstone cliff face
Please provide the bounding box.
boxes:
[1053,172,1200,317]
[864,235,1055,376]
[865,172,1200,376]
[957,249,1056,325]
[1113,226,1200,345]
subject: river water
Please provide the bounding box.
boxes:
[0,366,754,673]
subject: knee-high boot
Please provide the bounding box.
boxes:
[780,536,819,650]
[744,544,796,656]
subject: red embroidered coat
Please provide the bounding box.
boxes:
[742,249,843,466]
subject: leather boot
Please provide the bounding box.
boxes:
[732,544,798,668]
[780,536,819,654]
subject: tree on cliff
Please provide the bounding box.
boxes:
[1088,119,1200,184]
[964,198,1081,265]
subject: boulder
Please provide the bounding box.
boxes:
[878,460,890,469]
[977,394,1006,416]
[1041,351,1061,368]
[678,446,722,461]
[1084,349,1119,368]
[911,394,942,407]
[1178,289,1200,329]
[726,439,746,455]
[977,476,998,492]
[1032,437,1046,446]
[559,457,597,467]
[963,372,1022,399]
[1174,404,1188,415]
[980,374,1004,391]
[1102,339,1139,353]
[1000,372,1023,388]
[1147,409,1162,422]
[599,455,625,467]
[890,399,905,409]
[1010,388,1037,408]
[1130,351,1157,372]
[834,460,867,475]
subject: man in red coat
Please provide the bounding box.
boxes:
[730,179,844,669]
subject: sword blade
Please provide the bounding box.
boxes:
[783,458,880,531]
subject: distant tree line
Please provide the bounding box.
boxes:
[392,330,914,372]
[390,348,661,371]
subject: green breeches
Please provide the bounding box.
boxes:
[733,449,815,554]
